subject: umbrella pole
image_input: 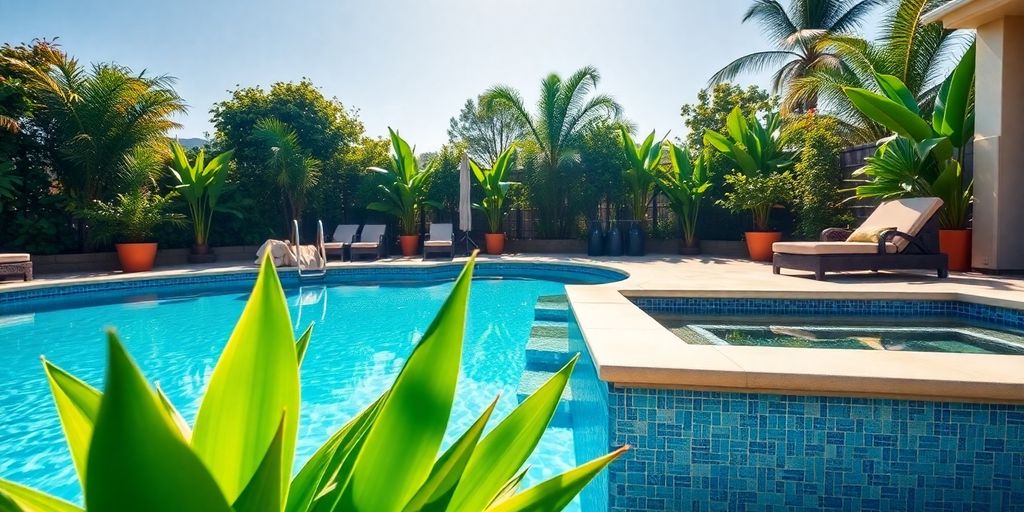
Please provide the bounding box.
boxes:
[458,230,478,255]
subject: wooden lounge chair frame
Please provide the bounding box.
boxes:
[773,213,949,280]
[423,223,454,259]
[0,259,33,281]
[349,225,387,261]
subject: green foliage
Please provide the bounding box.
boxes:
[471,146,520,233]
[253,118,322,222]
[718,172,796,231]
[422,142,469,221]
[448,98,526,166]
[482,66,621,238]
[619,127,661,226]
[0,255,625,511]
[844,44,975,228]
[650,142,712,247]
[167,143,236,247]
[367,128,438,235]
[785,114,854,239]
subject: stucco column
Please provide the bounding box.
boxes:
[973,16,1024,270]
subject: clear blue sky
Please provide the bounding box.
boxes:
[4,0,857,151]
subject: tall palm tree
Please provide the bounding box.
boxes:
[786,0,973,141]
[8,45,185,248]
[481,66,621,237]
[710,0,885,111]
[253,118,321,225]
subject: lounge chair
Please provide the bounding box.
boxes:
[772,197,949,280]
[423,223,454,259]
[324,224,359,261]
[0,253,33,281]
[350,224,387,261]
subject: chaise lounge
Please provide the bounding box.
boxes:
[0,253,33,281]
[423,223,454,259]
[324,224,359,261]
[772,197,949,280]
[349,224,387,261]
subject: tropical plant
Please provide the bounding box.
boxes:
[0,160,21,208]
[481,66,621,238]
[82,148,185,244]
[448,98,526,166]
[0,253,626,511]
[253,118,321,223]
[786,0,974,141]
[843,43,975,228]
[651,142,713,248]
[7,45,184,248]
[471,145,520,234]
[367,128,438,236]
[710,0,885,111]
[784,113,854,239]
[167,143,236,249]
[619,127,663,227]
[718,171,796,231]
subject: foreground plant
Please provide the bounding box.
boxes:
[0,253,624,511]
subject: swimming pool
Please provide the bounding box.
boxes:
[0,263,623,507]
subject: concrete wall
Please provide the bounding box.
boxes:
[32,245,261,274]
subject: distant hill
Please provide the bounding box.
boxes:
[175,137,207,150]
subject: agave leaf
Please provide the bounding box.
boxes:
[340,255,476,510]
[487,467,530,508]
[484,446,630,512]
[85,332,229,511]
[232,412,287,512]
[42,360,100,485]
[447,355,579,511]
[191,253,300,503]
[0,479,83,512]
[156,383,191,441]
[403,397,500,512]
[296,324,313,366]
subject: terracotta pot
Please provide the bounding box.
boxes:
[485,233,506,255]
[399,235,419,257]
[744,231,782,262]
[115,242,158,273]
[939,229,972,272]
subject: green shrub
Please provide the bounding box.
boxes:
[787,115,854,239]
[718,172,795,231]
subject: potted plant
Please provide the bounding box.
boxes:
[649,142,712,254]
[367,128,438,256]
[167,142,235,263]
[843,44,975,270]
[704,107,795,261]
[84,188,185,273]
[619,126,661,256]
[470,145,520,254]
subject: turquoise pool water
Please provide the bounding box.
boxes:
[0,268,610,507]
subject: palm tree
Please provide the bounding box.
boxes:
[710,0,885,111]
[253,118,321,225]
[8,45,185,248]
[481,66,621,237]
[786,0,973,141]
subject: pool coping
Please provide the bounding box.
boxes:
[566,285,1024,404]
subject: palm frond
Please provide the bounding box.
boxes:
[709,51,802,88]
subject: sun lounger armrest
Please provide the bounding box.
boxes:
[820,228,854,242]
[879,229,929,254]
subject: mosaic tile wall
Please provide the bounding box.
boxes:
[606,387,1024,511]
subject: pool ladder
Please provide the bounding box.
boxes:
[291,219,327,280]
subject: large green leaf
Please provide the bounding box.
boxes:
[85,332,229,511]
[873,73,920,115]
[232,413,287,512]
[403,398,499,511]
[296,324,313,366]
[41,361,100,485]
[191,253,300,503]
[0,479,83,512]
[933,44,975,147]
[447,355,579,511]
[843,87,934,142]
[340,255,476,510]
[485,446,629,512]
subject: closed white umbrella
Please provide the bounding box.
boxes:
[457,153,477,253]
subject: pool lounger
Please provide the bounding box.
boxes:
[0,253,33,281]
[423,223,454,259]
[349,224,388,261]
[324,224,359,261]
[772,197,949,280]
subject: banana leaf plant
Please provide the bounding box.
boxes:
[367,128,439,236]
[649,142,712,249]
[471,145,520,234]
[0,252,626,512]
[167,142,235,251]
[618,126,663,227]
[843,44,976,229]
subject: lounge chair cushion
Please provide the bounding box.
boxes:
[350,242,380,249]
[423,240,452,247]
[773,241,898,255]
[852,197,943,251]
[0,253,30,264]
[323,242,347,250]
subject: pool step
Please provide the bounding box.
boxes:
[534,294,569,322]
[525,322,573,371]
[515,369,573,428]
